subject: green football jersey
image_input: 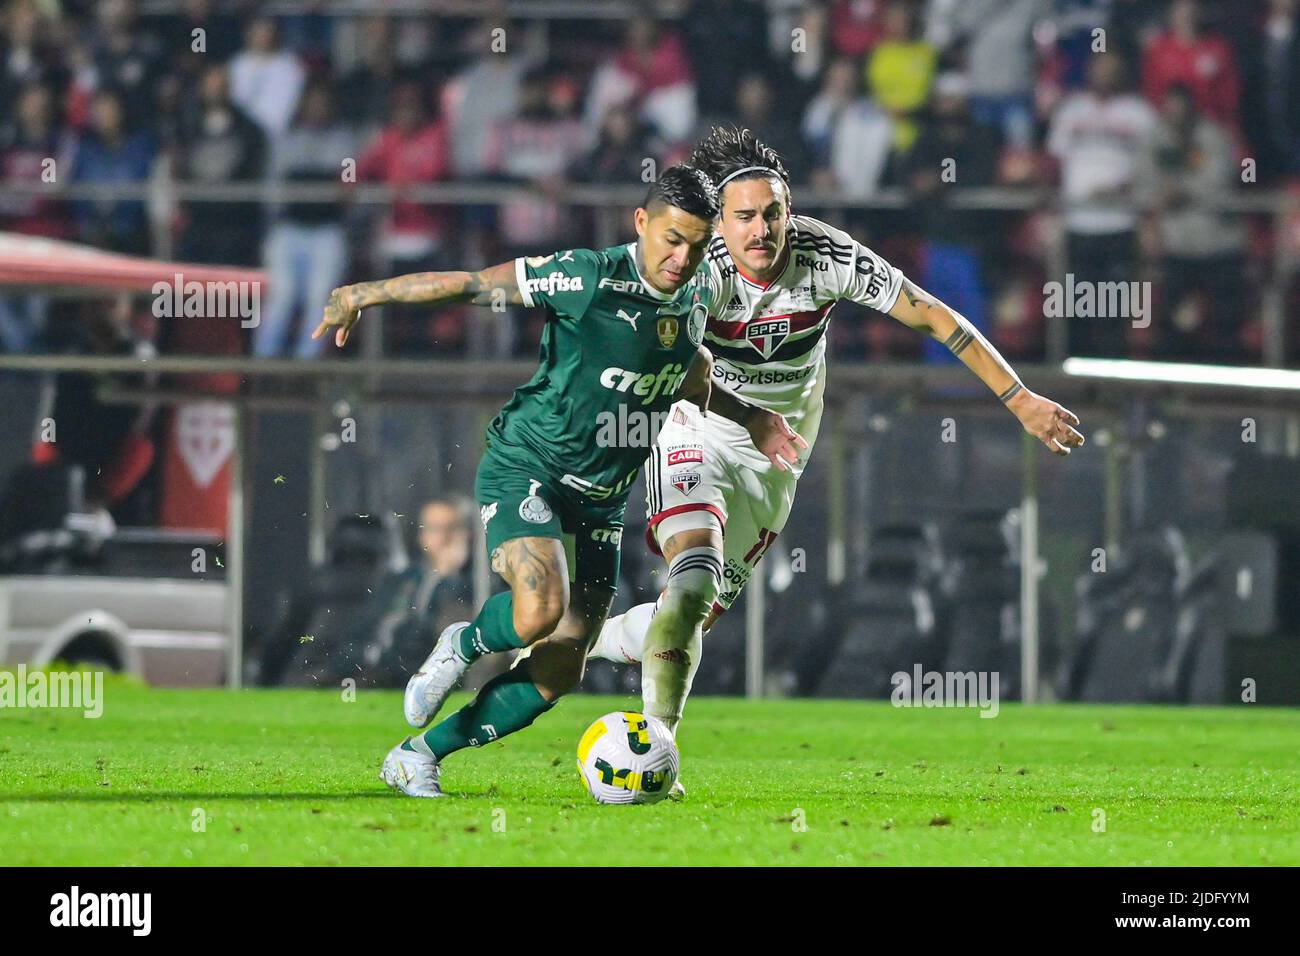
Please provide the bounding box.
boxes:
[486,242,713,502]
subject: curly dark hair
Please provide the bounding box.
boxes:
[642,164,720,221]
[688,126,790,196]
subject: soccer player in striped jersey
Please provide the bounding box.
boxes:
[588,128,1085,796]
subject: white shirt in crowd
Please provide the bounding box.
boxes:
[1048,91,1159,235]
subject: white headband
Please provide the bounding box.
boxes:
[716,165,778,189]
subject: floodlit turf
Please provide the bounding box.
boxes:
[0,679,1296,866]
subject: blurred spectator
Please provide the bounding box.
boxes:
[176,64,267,265]
[357,82,452,270]
[866,0,936,154]
[29,302,157,521]
[829,0,887,58]
[486,69,586,252]
[570,106,662,185]
[441,17,529,179]
[0,83,72,353]
[90,0,164,121]
[0,83,73,240]
[254,79,357,360]
[682,0,770,119]
[586,16,696,145]
[69,88,156,256]
[930,0,1048,149]
[1245,0,1300,181]
[156,0,242,80]
[0,1,63,108]
[349,497,475,686]
[1047,51,1157,357]
[228,16,305,137]
[735,72,811,183]
[904,72,1000,363]
[357,82,452,352]
[786,1,832,88]
[340,15,403,135]
[802,55,892,196]
[1151,85,1247,361]
[1142,0,1240,132]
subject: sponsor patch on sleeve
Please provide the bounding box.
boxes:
[666,445,704,466]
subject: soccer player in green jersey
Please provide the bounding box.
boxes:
[312,166,805,797]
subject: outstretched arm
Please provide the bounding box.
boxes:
[312,260,525,347]
[888,278,1085,456]
[679,347,808,471]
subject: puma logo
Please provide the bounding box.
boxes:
[617,309,640,332]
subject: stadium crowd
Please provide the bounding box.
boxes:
[1,0,1297,362]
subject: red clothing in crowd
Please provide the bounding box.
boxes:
[356,121,452,244]
[830,0,886,58]
[0,141,73,238]
[1143,29,1241,128]
[613,30,693,95]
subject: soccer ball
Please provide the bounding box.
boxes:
[576,711,679,805]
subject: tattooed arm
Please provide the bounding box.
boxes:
[312,260,525,347]
[888,277,1086,456]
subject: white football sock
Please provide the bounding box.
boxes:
[589,600,656,663]
[641,546,721,730]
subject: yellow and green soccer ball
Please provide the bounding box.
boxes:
[576,711,679,805]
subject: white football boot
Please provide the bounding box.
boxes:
[404,621,472,728]
[380,741,443,798]
[668,779,687,801]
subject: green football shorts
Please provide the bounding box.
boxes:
[475,444,628,591]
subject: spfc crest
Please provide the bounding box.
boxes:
[657,316,679,348]
[746,317,790,358]
[670,469,700,495]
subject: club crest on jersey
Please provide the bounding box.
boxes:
[746,317,790,358]
[519,479,553,524]
[687,302,706,346]
[657,316,679,348]
[670,469,700,495]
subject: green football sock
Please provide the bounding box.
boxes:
[456,591,526,662]
[405,665,553,761]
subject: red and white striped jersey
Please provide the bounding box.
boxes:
[697,215,904,438]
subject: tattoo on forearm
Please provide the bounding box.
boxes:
[903,279,937,310]
[943,324,974,356]
[352,272,473,307]
[999,382,1024,403]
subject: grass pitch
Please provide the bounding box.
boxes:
[0,680,1296,866]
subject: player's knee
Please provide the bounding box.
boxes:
[659,545,723,624]
[512,590,567,644]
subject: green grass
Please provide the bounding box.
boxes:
[0,680,1296,866]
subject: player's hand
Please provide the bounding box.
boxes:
[312,285,363,348]
[746,409,808,472]
[1008,389,1085,456]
